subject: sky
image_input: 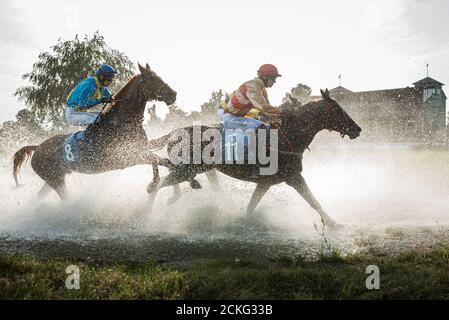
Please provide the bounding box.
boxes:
[1,0,448,122]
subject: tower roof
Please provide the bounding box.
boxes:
[329,86,353,95]
[413,77,445,86]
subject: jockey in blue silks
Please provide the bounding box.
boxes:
[65,64,117,126]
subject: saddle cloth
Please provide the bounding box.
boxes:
[219,124,261,163]
[62,131,86,164]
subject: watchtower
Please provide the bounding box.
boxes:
[413,77,447,135]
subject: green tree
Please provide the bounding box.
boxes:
[15,109,45,135]
[283,83,312,104]
[200,90,224,115]
[15,31,134,128]
[0,109,47,154]
[164,104,189,128]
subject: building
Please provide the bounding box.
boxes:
[315,77,447,142]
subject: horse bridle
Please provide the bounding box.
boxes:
[322,98,350,137]
[272,99,350,155]
[138,73,168,102]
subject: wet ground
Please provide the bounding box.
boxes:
[1,144,449,265]
[1,226,448,266]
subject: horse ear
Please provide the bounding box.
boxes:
[145,63,151,71]
[288,93,301,106]
[138,63,145,73]
[321,88,331,101]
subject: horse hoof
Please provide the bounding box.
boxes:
[326,221,344,231]
[147,183,157,194]
[189,179,202,189]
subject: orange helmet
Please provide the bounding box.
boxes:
[257,64,282,77]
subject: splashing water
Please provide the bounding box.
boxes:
[1,143,448,262]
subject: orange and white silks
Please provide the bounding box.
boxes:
[225,78,271,117]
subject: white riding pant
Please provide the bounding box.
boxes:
[65,107,100,126]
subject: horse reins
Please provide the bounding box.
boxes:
[322,99,350,137]
[138,73,168,102]
[93,75,169,124]
[267,122,306,157]
[269,98,349,156]
[271,123,295,152]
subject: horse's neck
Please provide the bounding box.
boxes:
[103,81,146,124]
[84,80,147,138]
[112,96,146,124]
[286,103,327,151]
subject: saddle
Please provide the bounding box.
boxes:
[218,123,273,164]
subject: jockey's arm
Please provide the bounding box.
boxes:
[102,87,113,99]
[259,105,283,115]
[75,81,102,110]
[245,85,282,116]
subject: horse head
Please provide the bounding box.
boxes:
[137,63,177,105]
[96,63,177,126]
[319,88,361,139]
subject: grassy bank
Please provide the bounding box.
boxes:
[1,247,449,300]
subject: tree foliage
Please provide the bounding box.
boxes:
[200,90,224,115]
[283,83,312,104]
[0,109,47,155]
[14,32,134,127]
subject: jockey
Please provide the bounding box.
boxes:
[222,64,283,131]
[65,64,117,126]
[222,64,283,177]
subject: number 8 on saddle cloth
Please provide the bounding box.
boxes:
[63,131,86,164]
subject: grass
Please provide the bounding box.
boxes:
[1,246,449,300]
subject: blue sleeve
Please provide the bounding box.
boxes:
[102,87,112,99]
[76,80,102,110]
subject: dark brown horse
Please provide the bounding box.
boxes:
[146,89,362,229]
[13,63,176,199]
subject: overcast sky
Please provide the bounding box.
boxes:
[1,0,448,122]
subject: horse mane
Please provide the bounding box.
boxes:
[298,99,323,114]
[102,75,139,116]
[281,99,324,120]
[113,75,139,100]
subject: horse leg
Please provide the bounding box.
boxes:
[37,183,51,200]
[167,184,181,205]
[45,175,69,201]
[247,183,271,215]
[55,184,69,201]
[205,170,222,193]
[152,165,160,184]
[31,148,69,201]
[189,178,202,189]
[286,175,339,229]
[147,171,185,194]
[155,156,174,171]
[148,154,194,205]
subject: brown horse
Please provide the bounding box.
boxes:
[146,89,362,229]
[13,63,176,199]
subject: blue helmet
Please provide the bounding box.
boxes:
[96,64,118,77]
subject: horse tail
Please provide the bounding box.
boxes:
[13,145,38,188]
[148,133,171,151]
